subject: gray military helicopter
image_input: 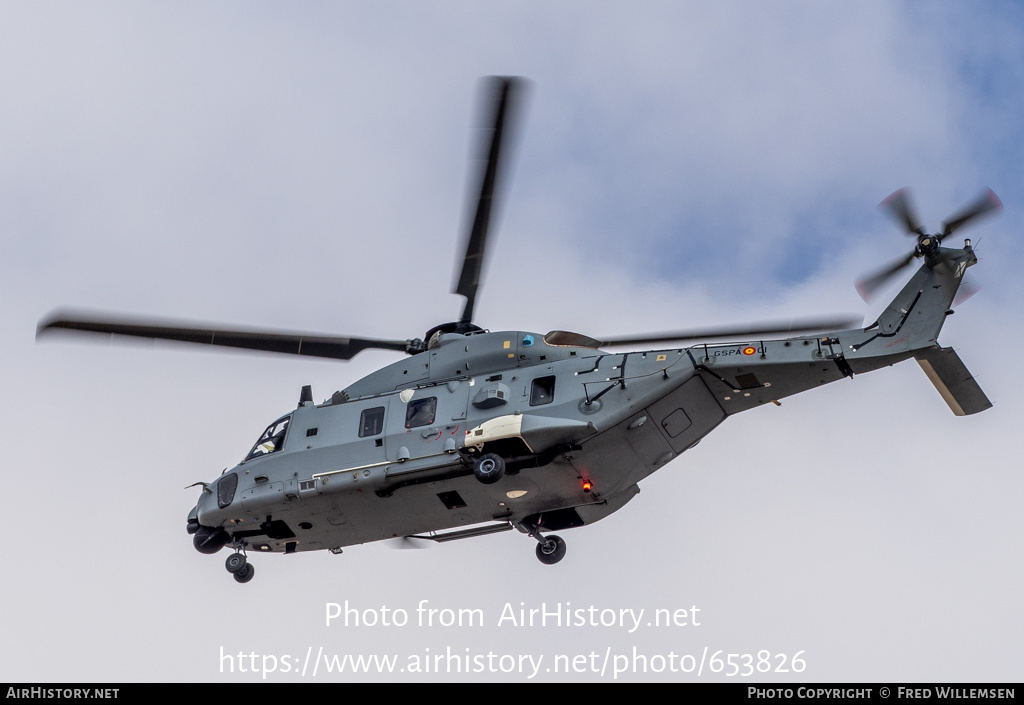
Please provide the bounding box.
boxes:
[37,77,998,583]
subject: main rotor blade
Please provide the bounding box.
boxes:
[36,312,413,360]
[879,188,925,236]
[941,188,1002,238]
[855,250,917,301]
[587,315,864,349]
[453,76,526,325]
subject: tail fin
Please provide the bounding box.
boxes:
[868,245,976,353]
[846,245,990,416]
[914,346,991,416]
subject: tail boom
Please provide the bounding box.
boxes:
[687,244,989,417]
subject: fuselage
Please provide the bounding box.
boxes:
[189,245,979,557]
[192,330,691,554]
[187,327,894,556]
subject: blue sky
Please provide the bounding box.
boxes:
[2,1,1022,683]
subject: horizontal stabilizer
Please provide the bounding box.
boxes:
[914,347,991,416]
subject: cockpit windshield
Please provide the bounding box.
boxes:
[244,416,290,462]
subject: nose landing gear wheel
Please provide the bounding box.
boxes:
[535,534,566,565]
[473,453,505,484]
[233,563,255,583]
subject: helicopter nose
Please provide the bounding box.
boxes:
[187,502,231,553]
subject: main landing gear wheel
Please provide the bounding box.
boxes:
[233,563,255,583]
[473,453,505,484]
[225,552,247,574]
[535,534,566,565]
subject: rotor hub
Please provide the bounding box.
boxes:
[917,235,940,256]
[422,321,486,351]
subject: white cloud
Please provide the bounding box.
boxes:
[2,1,1021,683]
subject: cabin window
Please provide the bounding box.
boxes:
[359,406,385,437]
[530,376,556,406]
[244,416,290,462]
[405,397,437,428]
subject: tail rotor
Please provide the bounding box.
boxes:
[856,188,1001,301]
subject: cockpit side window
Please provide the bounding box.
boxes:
[244,416,291,462]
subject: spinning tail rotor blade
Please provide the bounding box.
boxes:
[941,188,1002,238]
[453,76,527,327]
[37,311,414,360]
[952,276,980,306]
[880,188,925,236]
[855,250,917,301]
[859,188,1001,301]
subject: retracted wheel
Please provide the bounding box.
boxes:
[535,534,566,565]
[233,563,255,583]
[473,452,505,484]
[225,552,247,574]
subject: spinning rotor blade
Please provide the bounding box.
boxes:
[880,188,925,236]
[859,188,1001,301]
[453,76,526,326]
[37,312,414,360]
[855,250,917,301]
[581,315,864,349]
[952,275,980,307]
[941,188,1002,238]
